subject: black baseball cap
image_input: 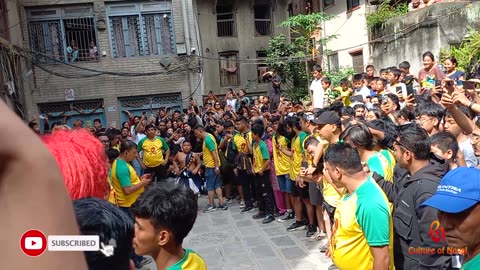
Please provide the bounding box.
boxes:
[312,111,341,125]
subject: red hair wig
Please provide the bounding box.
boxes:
[42,129,108,200]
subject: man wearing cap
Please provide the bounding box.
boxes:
[421,167,480,270]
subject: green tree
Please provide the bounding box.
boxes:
[265,12,336,101]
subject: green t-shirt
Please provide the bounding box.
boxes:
[462,253,480,270]
[367,152,394,182]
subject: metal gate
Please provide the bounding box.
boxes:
[37,99,106,132]
[118,93,182,124]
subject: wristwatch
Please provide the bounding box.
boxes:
[215,167,220,170]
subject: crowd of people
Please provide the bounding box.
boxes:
[23,49,480,270]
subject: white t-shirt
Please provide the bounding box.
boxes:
[310,78,324,109]
[386,83,407,97]
[459,138,478,168]
[353,86,371,100]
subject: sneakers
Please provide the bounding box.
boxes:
[262,214,275,224]
[306,225,317,238]
[241,206,254,213]
[239,200,246,209]
[218,204,228,210]
[286,220,307,231]
[308,230,327,242]
[202,204,217,213]
[252,212,266,219]
[225,198,232,204]
[277,212,295,223]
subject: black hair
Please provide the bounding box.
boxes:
[131,183,197,245]
[251,124,264,137]
[399,61,411,70]
[322,77,332,86]
[106,148,120,163]
[386,94,400,111]
[236,115,249,124]
[285,116,301,131]
[366,64,375,70]
[223,120,234,128]
[93,119,101,124]
[271,115,281,123]
[340,106,354,117]
[194,125,205,132]
[422,51,435,61]
[145,124,155,131]
[313,64,322,72]
[389,68,401,80]
[28,121,38,129]
[119,140,137,153]
[121,127,129,132]
[324,143,363,174]
[106,128,121,141]
[353,104,366,111]
[445,56,458,67]
[430,132,459,157]
[397,123,431,160]
[352,73,363,82]
[415,102,445,125]
[340,124,375,150]
[339,78,350,85]
[367,108,382,120]
[73,197,133,270]
[399,107,415,121]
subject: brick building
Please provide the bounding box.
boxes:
[19,0,201,129]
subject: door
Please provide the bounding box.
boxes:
[37,99,106,133]
[118,93,182,125]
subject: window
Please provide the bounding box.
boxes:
[257,51,268,83]
[254,2,272,36]
[107,2,176,58]
[323,0,335,9]
[328,52,339,72]
[27,6,98,63]
[219,52,239,86]
[347,0,360,10]
[351,51,364,73]
[217,0,236,37]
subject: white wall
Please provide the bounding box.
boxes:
[322,0,370,70]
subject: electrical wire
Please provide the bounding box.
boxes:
[181,72,203,101]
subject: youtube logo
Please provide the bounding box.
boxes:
[21,230,47,256]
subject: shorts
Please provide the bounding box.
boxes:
[205,168,222,191]
[308,183,323,206]
[221,165,236,185]
[235,170,248,185]
[277,174,293,193]
[291,181,310,199]
[323,201,336,226]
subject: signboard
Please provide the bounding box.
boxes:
[65,89,75,101]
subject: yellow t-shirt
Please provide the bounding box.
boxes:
[167,249,207,270]
[253,140,270,173]
[233,131,252,153]
[323,180,341,207]
[110,159,144,207]
[203,133,218,168]
[272,135,290,176]
[335,87,352,106]
[330,177,394,270]
[289,131,308,181]
[137,136,169,167]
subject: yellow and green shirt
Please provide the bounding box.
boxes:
[110,159,144,207]
[253,140,270,173]
[203,133,218,168]
[366,152,395,182]
[330,177,394,270]
[289,131,308,181]
[137,136,169,167]
[167,249,207,270]
[272,135,290,176]
[461,253,480,270]
[233,131,252,153]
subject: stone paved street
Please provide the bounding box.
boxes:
[181,195,333,270]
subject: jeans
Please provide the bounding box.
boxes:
[255,170,275,215]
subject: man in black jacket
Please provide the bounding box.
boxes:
[373,123,453,269]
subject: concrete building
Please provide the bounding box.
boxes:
[0,0,29,118]
[371,2,479,77]
[195,0,290,96]
[321,0,370,73]
[17,0,201,129]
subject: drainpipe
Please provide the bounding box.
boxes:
[181,0,194,101]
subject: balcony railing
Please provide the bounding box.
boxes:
[217,12,236,37]
[255,19,271,36]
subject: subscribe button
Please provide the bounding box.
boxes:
[21,230,99,257]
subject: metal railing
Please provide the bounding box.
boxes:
[217,12,236,37]
[254,19,271,36]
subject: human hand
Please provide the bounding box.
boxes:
[440,92,455,108]
[141,174,152,185]
[452,91,470,107]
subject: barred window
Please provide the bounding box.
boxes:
[219,51,239,87]
[107,2,176,58]
[27,6,98,63]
